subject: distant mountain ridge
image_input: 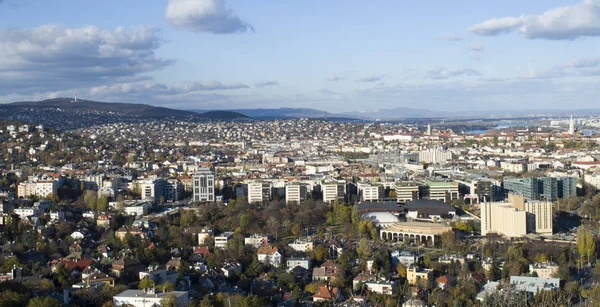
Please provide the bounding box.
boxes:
[188,106,438,119]
[188,107,334,119]
[10,98,248,120]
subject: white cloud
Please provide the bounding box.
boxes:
[469,0,600,40]
[165,0,253,34]
[520,57,600,79]
[467,43,485,52]
[0,24,172,94]
[89,80,249,96]
[326,75,346,82]
[427,67,482,79]
[254,80,279,88]
[356,75,384,82]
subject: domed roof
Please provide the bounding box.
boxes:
[361,212,400,224]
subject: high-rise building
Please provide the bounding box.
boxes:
[395,182,420,203]
[525,201,553,235]
[504,177,576,201]
[504,178,539,200]
[286,183,308,204]
[192,168,214,202]
[418,149,453,164]
[569,114,575,135]
[557,177,577,199]
[164,179,184,202]
[423,181,459,203]
[247,182,272,204]
[322,180,346,204]
[481,194,552,237]
[481,202,527,237]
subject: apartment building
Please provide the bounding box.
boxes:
[395,182,420,202]
[247,182,272,204]
[424,181,458,202]
[193,168,214,202]
[286,183,308,204]
[407,267,434,285]
[322,180,346,204]
[481,194,552,237]
[360,184,383,202]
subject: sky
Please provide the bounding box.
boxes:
[1,0,600,112]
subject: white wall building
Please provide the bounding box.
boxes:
[286,183,308,204]
[247,182,272,204]
[418,150,453,164]
[192,169,214,202]
[322,181,345,204]
[113,289,188,307]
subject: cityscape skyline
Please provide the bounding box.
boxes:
[1,0,600,112]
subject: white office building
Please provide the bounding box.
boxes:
[247,182,272,204]
[322,180,345,204]
[193,169,214,202]
[286,183,308,204]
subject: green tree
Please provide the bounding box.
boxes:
[138,277,154,290]
[159,293,177,307]
[577,228,596,264]
[313,244,328,262]
[39,278,54,292]
[27,297,61,307]
[161,281,175,292]
[1,256,20,272]
[0,290,29,307]
[357,237,372,259]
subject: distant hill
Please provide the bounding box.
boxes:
[11,98,197,118]
[10,98,249,120]
[196,110,249,120]
[188,107,334,119]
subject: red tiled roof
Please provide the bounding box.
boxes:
[313,286,339,300]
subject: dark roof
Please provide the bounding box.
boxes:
[403,199,456,215]
[356,201,400,212]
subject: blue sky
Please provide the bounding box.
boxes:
[1,0,599,112]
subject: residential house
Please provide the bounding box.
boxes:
[214,232,234,249]
[286,257,311,271]
[257,245,283,267]
[313,286,342,303]
[289,239,313,252]
[407,267,434,285]
[115,226,144,240]
[436,275,457,290]
[353,272,377,290]
[111,257,146,278]
[529,262,560,278]
[365,280,397,295]
[313,260,341,282]
[139,268,179,285]
[509,276,560,294]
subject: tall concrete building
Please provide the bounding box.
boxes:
[286,183,308,204]
[418,149,453,164]
[481,194,552,237]
[569,114,575,135]
[481,202,527,237]
[424,181,459,203]
[192,168,215,202]
[322,180,346,204]
[247,182,272,204]
[504,177,576,201]
[359,183,384,201]
[395,182,420,203]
